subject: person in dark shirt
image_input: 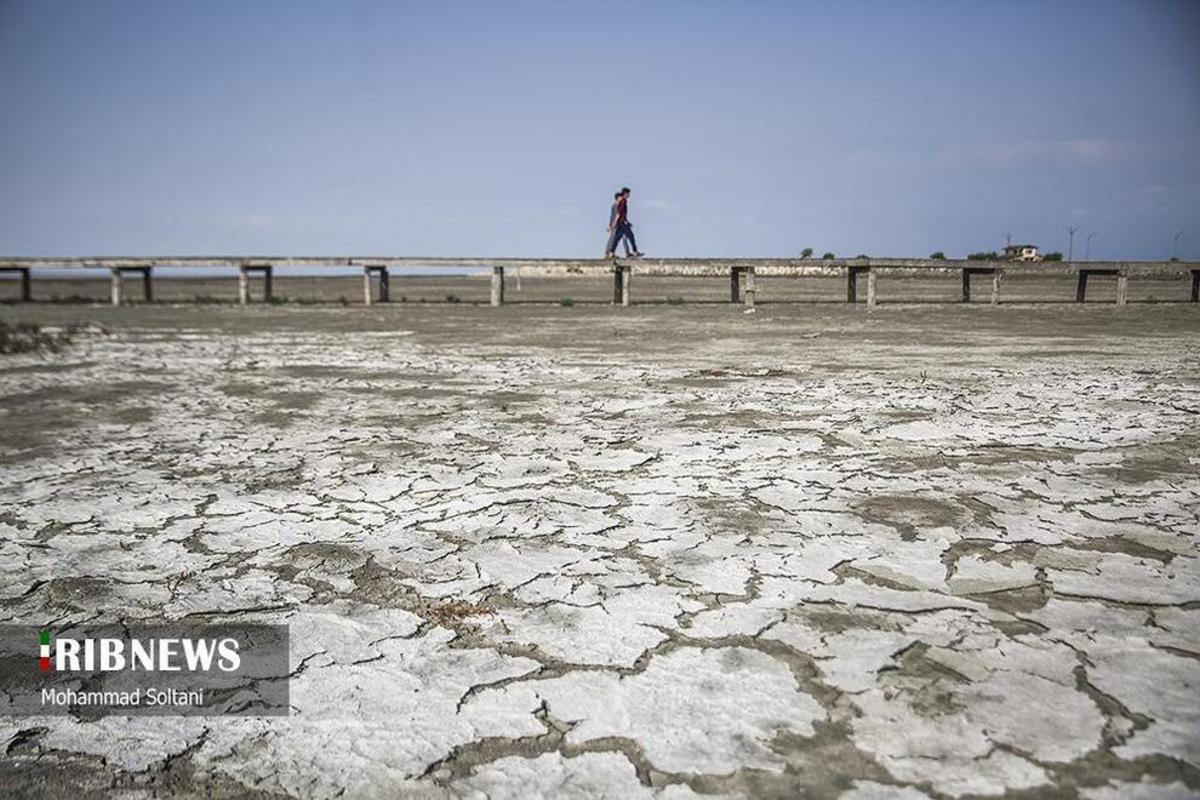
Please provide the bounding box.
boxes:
[605,187,644,259]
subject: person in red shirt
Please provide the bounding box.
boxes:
[605,187,644,259]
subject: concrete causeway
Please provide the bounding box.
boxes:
[2,256,1199,307]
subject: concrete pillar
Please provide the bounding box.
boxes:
[363,267,389,305]
[991,269,1003,305]
[239,265,273,304]
[238,266,250,305]
[744,266,756,309]
[109,268,124,306]
[1,267,35,301]
[142,268,153,302]
[730,267,742,303]
[961,270,971,303]
[1076,272,1088,303]
[1116,271,1128,306]
[491,266,505,306]
[846,269,858,303]
[612,265,631,306]
[866,269,877,307]
[1192,270,1199,302]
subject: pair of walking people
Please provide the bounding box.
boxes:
[605,187,644,259]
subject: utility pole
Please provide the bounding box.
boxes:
[1085,232,1096,261]
[1174,230,1184,260]
[1068,225,1080,263]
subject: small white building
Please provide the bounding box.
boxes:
[1003,244,1041,262]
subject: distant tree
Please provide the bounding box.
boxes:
[800,247,813,259]
[1042,252,1063,262]
[1169,256,1180,262]
[822,252,836,260]
[854,254,869,259]
[929,251,946,260]
[967,251,999,261]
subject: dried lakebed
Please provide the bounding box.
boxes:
[1,303,1198,799]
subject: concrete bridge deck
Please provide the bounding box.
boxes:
[1,256,1197,307]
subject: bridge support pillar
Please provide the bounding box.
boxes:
[847,266,870,303]
[363,266,389,305]
[109,268,124,306]
[962,268,1001,304]
[866,269,877,307]
[1077,269,1127,305]
[111,267,154,305]
[1,267,32,301]
[612,264,631,306]
[491,266,505,306]
[239,263,273,304]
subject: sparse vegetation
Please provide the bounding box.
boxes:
[0,321,100,355]
[423,601,489,629]
[800,248,813,259]
[445,294,461,303]
[822,252,836,260]
[967,251,999,261]
[854,254,869,259]
[45,294,100,304]
[666,297,685,305]
[560,297,575,307]
[929,251,946,260]
[1042,252,1063,262]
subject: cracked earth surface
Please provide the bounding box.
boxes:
[1,302,1198,799]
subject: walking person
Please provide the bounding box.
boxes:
[605,187,644,259]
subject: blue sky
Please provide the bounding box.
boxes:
[1,0,1197,259]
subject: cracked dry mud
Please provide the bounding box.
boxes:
[1,301,1198,799]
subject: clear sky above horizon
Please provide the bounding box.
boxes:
[1,0,1197,260]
